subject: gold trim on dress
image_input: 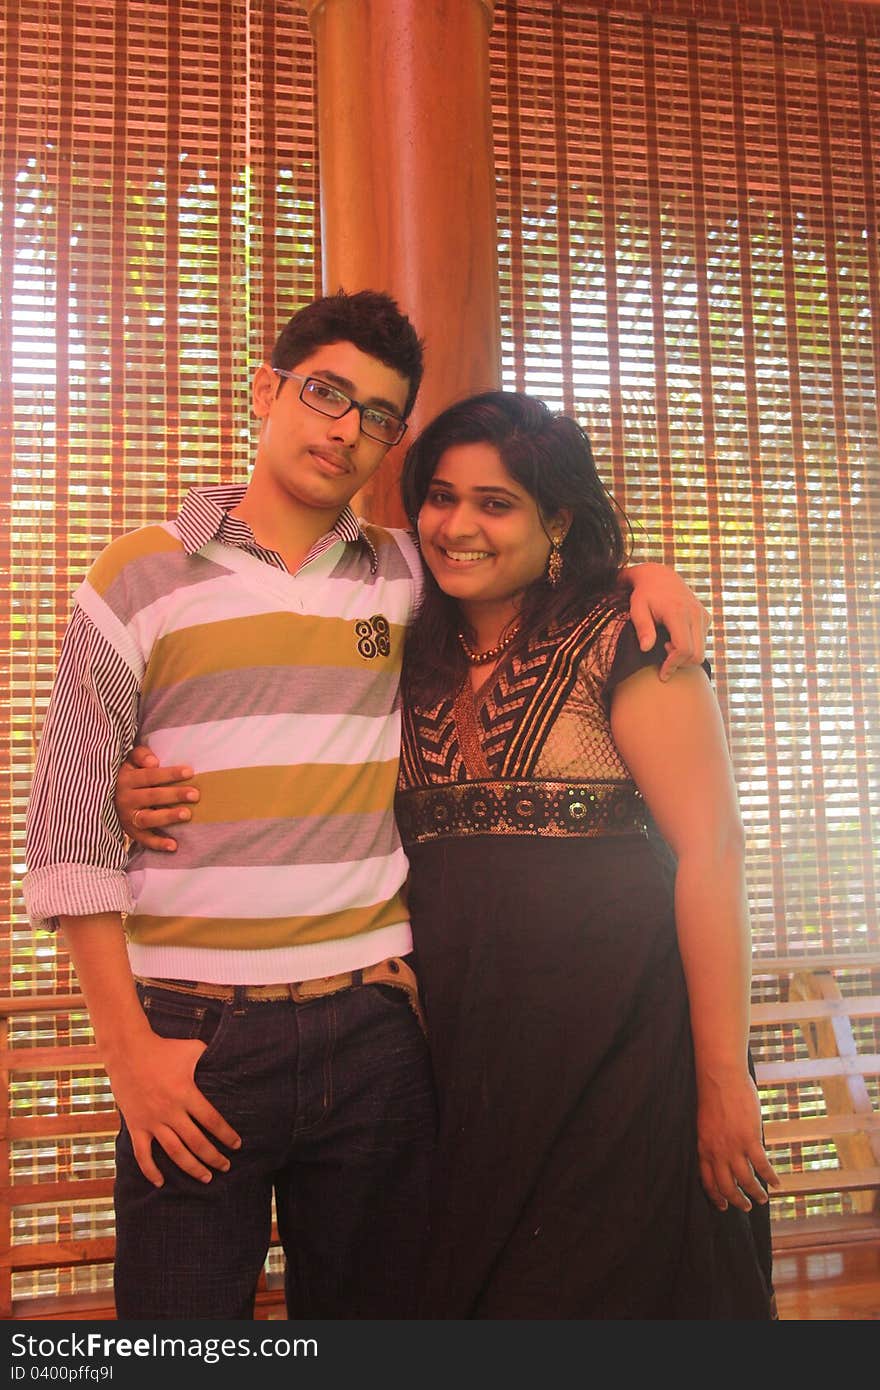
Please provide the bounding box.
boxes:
[452,680,493,779]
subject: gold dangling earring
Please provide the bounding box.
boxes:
[547,535,564,588]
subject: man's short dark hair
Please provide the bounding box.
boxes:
[271,288,425,419]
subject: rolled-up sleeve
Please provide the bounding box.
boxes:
[23,607,140,932]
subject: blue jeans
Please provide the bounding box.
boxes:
[113,979,437,1320]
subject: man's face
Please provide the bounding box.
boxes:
[252,341,410,517]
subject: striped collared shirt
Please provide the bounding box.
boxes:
[175,483,380,573]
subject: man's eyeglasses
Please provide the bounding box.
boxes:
[273,368,407,447]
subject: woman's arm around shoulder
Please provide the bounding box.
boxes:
[618,561,711,679]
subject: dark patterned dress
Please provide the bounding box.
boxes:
[395,598,775,1320]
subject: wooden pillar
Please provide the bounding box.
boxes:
[299,0,500,524]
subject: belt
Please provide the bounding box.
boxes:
[135,956,425,1031]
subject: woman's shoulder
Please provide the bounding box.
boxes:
[539,590,657,707]
[548,588,632,652]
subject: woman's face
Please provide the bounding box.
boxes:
[417,441,564,618]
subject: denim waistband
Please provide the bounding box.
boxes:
[134,956,425,1031]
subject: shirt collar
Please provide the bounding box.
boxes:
[175,484,379,572]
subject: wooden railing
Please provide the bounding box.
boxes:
[0,990,284,1321]
[2,952,879,1318]
[2,992,114,1319]
[750,953,880,1251]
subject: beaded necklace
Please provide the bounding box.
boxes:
[456,622,520,666]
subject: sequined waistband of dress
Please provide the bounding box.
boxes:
[394,779,650,844]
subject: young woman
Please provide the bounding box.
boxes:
[115,391,778,1318]
[394,391,777,1318]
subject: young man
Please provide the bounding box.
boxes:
[23,289,708,1320]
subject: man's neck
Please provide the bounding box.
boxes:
[230,492,344,574]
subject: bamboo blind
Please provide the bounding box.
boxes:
[0,0,320,1311]
[492,2,879,955]
[490,0,880,1228]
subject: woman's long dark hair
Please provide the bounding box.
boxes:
[401,390,632,706]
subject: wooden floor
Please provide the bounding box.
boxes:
[14,1239,880,1320]
[259,1255,880,1319]
[772,1239,880,1320]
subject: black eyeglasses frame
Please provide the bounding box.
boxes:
[272,368,408,447]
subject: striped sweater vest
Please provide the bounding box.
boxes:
[77,519,421,982]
